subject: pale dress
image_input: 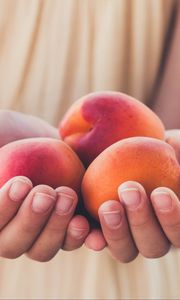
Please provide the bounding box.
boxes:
[0,0,179,299]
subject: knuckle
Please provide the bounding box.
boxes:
[21,220,38,233]
[44,222,69,241]
[107,235,122,243]
[106,232,127,243]
[130,216,150,229]
[48,220,68,233]
[107,234,133,249]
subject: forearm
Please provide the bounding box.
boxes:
[0,110,59,147]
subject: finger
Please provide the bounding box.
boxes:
[27,187,78,262]
[0,176,33,229]
[85,229,107,251]
[119,181,170,258]
[0,185,56,259]
[62,215,89,251]
[99,200,138,263]
[151,187,180,248]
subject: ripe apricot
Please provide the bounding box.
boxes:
[60,91,165,166]
[82,137,180,220]
[0,138,85,194]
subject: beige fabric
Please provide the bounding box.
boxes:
[0,0,179,299]
[0,248,180,299]
[0,0,175,123]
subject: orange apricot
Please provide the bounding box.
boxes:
[81,137,180,220]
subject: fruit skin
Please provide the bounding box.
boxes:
[81,137,180,220]
[0,138,85,194]
[59,91,165,166]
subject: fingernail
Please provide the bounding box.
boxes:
[103,211,122,228]
[32,193,55,213]
[152,192,172,211]
[120,188,141,209]
[55,193,74,215]
[9,179,32,202]
[70,228,88,239]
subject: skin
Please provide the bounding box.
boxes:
[0,110,180,263]
[0,110,59,146]
[0,4,180,262]
[0,111,90,261]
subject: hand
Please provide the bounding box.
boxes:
[85,130,180,262]
[85,181,180,262]
[0,110,90,261]
[0,176,90,261]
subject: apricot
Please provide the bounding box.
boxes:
[59,91,165,166]
[81,137,180,220]
[0,138,85,194]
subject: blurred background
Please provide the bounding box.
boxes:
[0,0,177,125]
[0,1,180,299]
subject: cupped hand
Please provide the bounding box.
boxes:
[0,176,90,261]
[85,130,180,262]
[0,109,90,261]
[85,181,180,263]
